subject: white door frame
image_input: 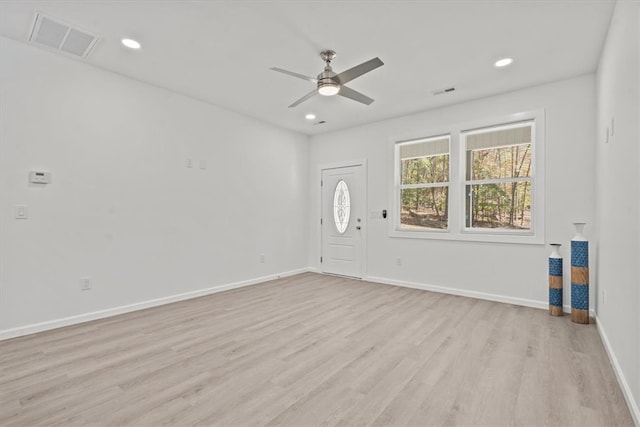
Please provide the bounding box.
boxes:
[317,159,367,279]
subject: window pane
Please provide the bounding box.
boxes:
[466,182,531,230]
[399,136,449,185]
[401,154,449,185]
[400,187,448,230]
[464,122,533,181]
[333,180,350,234]
[468,143,531,180]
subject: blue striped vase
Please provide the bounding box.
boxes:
[548,243,563,316]
[571,222,589,324]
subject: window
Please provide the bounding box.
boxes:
[397,136,450,230]
[333,180,350,234]
[391,111,544,244]
[463,122,533,231]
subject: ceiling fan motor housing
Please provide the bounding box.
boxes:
[317,69,340,95]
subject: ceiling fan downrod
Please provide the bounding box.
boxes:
[317,50,339,96]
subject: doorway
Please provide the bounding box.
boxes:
[320,164,365,278]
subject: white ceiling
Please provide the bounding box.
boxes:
[0,1,615,135]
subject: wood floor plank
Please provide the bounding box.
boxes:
[0,272,634,426]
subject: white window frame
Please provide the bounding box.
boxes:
[390,110,545,244]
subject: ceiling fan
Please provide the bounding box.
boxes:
[270,50,384,108]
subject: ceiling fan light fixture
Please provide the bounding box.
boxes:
[318,82,340,96]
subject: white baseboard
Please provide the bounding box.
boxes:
[0,267,311,341]
[365,275,550,310]
[596,316,640,426]
[366,275,597,317]
[562,304,597,318]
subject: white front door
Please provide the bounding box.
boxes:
[321,164,365,278]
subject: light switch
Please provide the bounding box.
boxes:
[15,205,28,219]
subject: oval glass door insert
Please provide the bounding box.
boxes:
[333,180,351,234]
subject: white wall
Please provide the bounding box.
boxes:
[309,75,597,309]
[595,0,640,421]
[0,37,310,335]
[1,9,637,419]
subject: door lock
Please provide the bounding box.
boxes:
[356,226,361,230]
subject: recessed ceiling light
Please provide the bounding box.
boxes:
[121,38,141,49]
[305,113,316,120]
[494,58,513,68]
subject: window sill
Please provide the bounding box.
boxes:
[389,228,544,245]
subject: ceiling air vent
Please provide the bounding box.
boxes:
[28,13,99,58]
[432,87,456,96]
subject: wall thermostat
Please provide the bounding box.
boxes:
[30,170,51,184]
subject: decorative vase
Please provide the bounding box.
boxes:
[548,243,563,316]
[571,222,589,324]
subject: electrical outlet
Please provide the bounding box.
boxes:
[80,277,92,291]
[186,158,193,168]
[260,254,265,263]
[396,257,402,266]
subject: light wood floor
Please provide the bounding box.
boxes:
[0,273,634,426]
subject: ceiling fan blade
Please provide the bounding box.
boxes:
[333,57,384,85]
[289,89,317,108]
[338,85,375,105]
[270,67,317,83]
